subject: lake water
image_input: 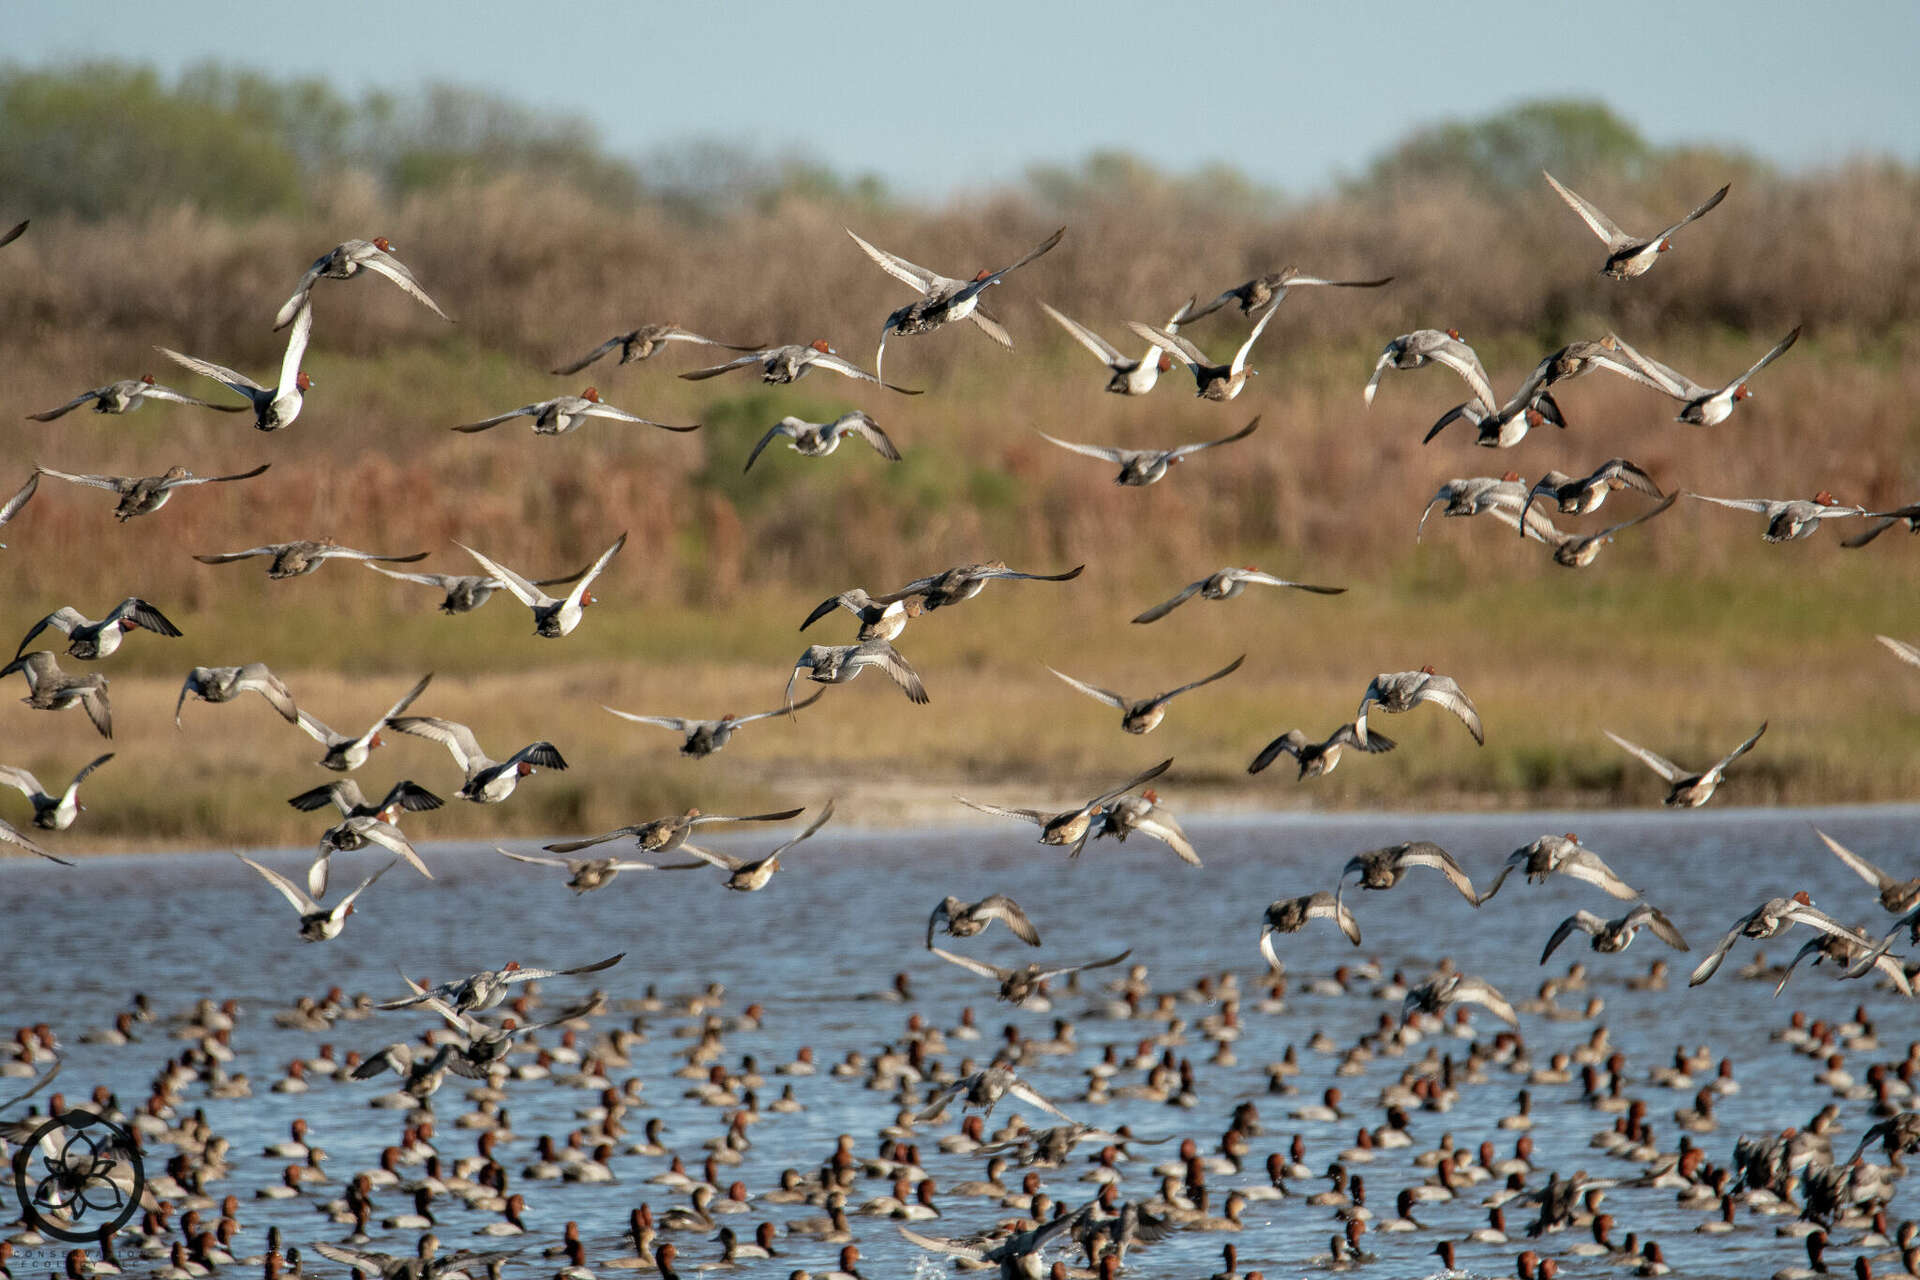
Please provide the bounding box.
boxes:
[3,806,1916,1279]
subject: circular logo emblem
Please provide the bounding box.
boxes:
[10,1109,145,1244]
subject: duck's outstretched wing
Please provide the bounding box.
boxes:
[1542,171,1631,251]
[1131,579,1206,625]
[1604,730,1683,783]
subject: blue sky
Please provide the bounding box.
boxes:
[9,1,1916,197]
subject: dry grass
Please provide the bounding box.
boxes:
[3,172,1918,851]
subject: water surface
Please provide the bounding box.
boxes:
[3,806,1915,1279]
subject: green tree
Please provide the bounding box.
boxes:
[0,63,307,219]
[1360,98,1653,192]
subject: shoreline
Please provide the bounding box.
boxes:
[20,793,1920,859]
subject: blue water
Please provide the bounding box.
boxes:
[2,806,1916,1279]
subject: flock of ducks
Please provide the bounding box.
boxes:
[1,158,1918,1280]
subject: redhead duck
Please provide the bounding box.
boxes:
[1605,722,1768,809]
[1403,974,1519,1028]
[1415,472,1532,540]
[1341,840,1481,907]
[367,549,606,614]
[1816,831,1920,913]
[1612,326,1799,425]
[1524,458,1664,531]
[38,462,271,523]
[818,1245,863,1280]
[1692,892,1907,993]
[17,598,179,662]
[158,300,314,430]
[0,752,112,831]
[1354,668,1482,747]
[683,802,837,892]
[288,673,431,772]
[1261,895,1362,962]
[1125,298,1278,400]
[1367,329,1487,407]
[798,591,922,643]
[786,641,927,708]
[1039,298,1189,396]
[1689,489,1866,542]
[234,855,393,942]
[1089,790,1201,866]
[1542,171,1727,278]
[380,952,623,1016]
[477,1193,527,1236]
[898,1206,1085,1274]
[1481,834,1641,903]
[710,1223,778,1263]
[918,1064,1074,1123]
[273,238,449,329]
[452,533,628,637]
[387,713,566,804]
[846,224,1063,382]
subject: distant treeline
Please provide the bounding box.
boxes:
[0,66,1791,216]
[4,64,1916,348]
[0,62,873,222]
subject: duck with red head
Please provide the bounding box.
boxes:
[1608,325,1799,426]
[1040,296,1192,396]
[236,854,397,943]
[1606,720,1768,810]
[291,673,431,772]
[386,712,569,804]
[271,236,451,330]
[1365,327,1485,407]
[845,224,1064,382]
[1353,666,1483,747]
[1540,170,1728,279]
[1686,486,1867,543]
[1690,890,1908,994]
[161,296,317,430]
